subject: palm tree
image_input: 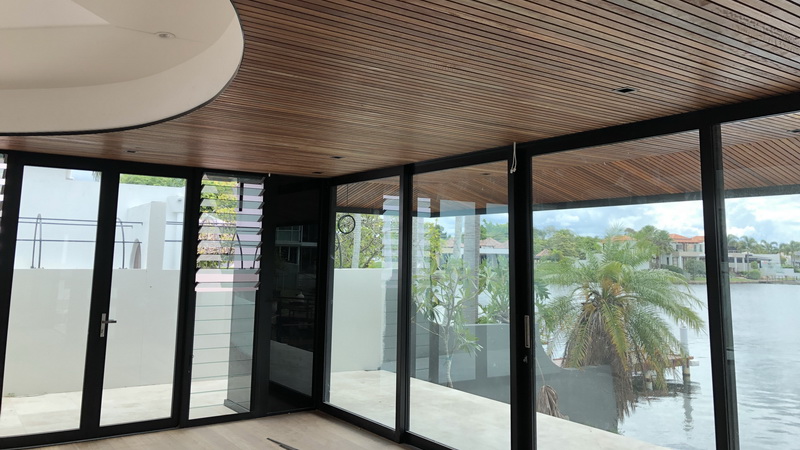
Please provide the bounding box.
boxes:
[739,235,758,253]
[628,225,673,268]
[790,241,800,267]
[536,228,705,418]
[727,234,740,252]
[760,239,778,254]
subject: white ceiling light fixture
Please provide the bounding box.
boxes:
[0,0,244,134]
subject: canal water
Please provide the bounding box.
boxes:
[619,283,800,449]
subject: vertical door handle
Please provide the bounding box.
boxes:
[524,314,531,349]
[100,312,117,338]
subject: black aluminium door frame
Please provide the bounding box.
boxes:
[0,152,196,448]
[320,153,531,449]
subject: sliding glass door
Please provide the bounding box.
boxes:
[409,161,510,449]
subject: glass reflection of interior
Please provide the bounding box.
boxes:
[267,179,319,414]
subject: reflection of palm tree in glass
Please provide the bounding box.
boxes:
[537,228,705,418]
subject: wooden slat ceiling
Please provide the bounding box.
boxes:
[3,1,800,207]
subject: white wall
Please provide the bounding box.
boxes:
[15,167,185,270]
[2,167,223,397]
[330,269,388,372]
[4,268,181,396]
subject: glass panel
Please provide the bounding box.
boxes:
[327,177,400,427]
[722,113,800,447]
[99,175,186,426]
[267,181,319,414]
[532,131,717,449]
[0,167,100,437]
[410,161,510,449]
[189,174,263,419]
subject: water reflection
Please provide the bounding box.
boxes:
[621,283,800,449]
[683,382,693,433]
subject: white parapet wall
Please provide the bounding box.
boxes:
[4,269,180,396]
[329,268,388,373]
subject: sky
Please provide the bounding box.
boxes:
[423,194,800,245]
[533,194,800,244]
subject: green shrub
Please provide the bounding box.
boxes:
[663,265,685,275]
[684,259,706,280]
[745,269,761,280]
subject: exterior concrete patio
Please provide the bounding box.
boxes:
[329,370,665,450]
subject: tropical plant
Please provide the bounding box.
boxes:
[628,225,674,268]
[760,240,778,254]
[780,240,800,266]
[119,174,187,187]
[478,256,510,324]
[745,269,761,280]
[684,258,706,280]
[333,213,387,268]
[536,228,705,418]
[727,234,740,252]
[480,219,509,241]
[414,256,483,388]
[739,235,759,253]
[413,220,483,388]
[790,241,800,266]
[198,179,239,269]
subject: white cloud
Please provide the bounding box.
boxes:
[727,225,756,237]
[555,213,580,224]
[532,194,800,244]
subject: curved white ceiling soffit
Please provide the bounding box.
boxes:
[0,0,244,134]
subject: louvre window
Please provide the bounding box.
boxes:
[189,173,264,419]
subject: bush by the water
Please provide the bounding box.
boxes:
[663,265,685,276]
[744,269,761,280]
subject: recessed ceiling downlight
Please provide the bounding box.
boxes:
[0,0,243,134]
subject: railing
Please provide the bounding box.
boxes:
[30,214,43,268]
[17,216,183,269]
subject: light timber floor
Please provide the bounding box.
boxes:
[42,411,414,450]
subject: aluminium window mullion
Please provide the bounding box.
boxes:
[0,155,23,420]
[176,168,203,426]
[510,155,535,450]
[699,124,740,450]
[395,164,413,442]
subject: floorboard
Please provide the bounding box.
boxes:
[41,411,413,450]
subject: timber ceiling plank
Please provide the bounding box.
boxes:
[2,0,800,205]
